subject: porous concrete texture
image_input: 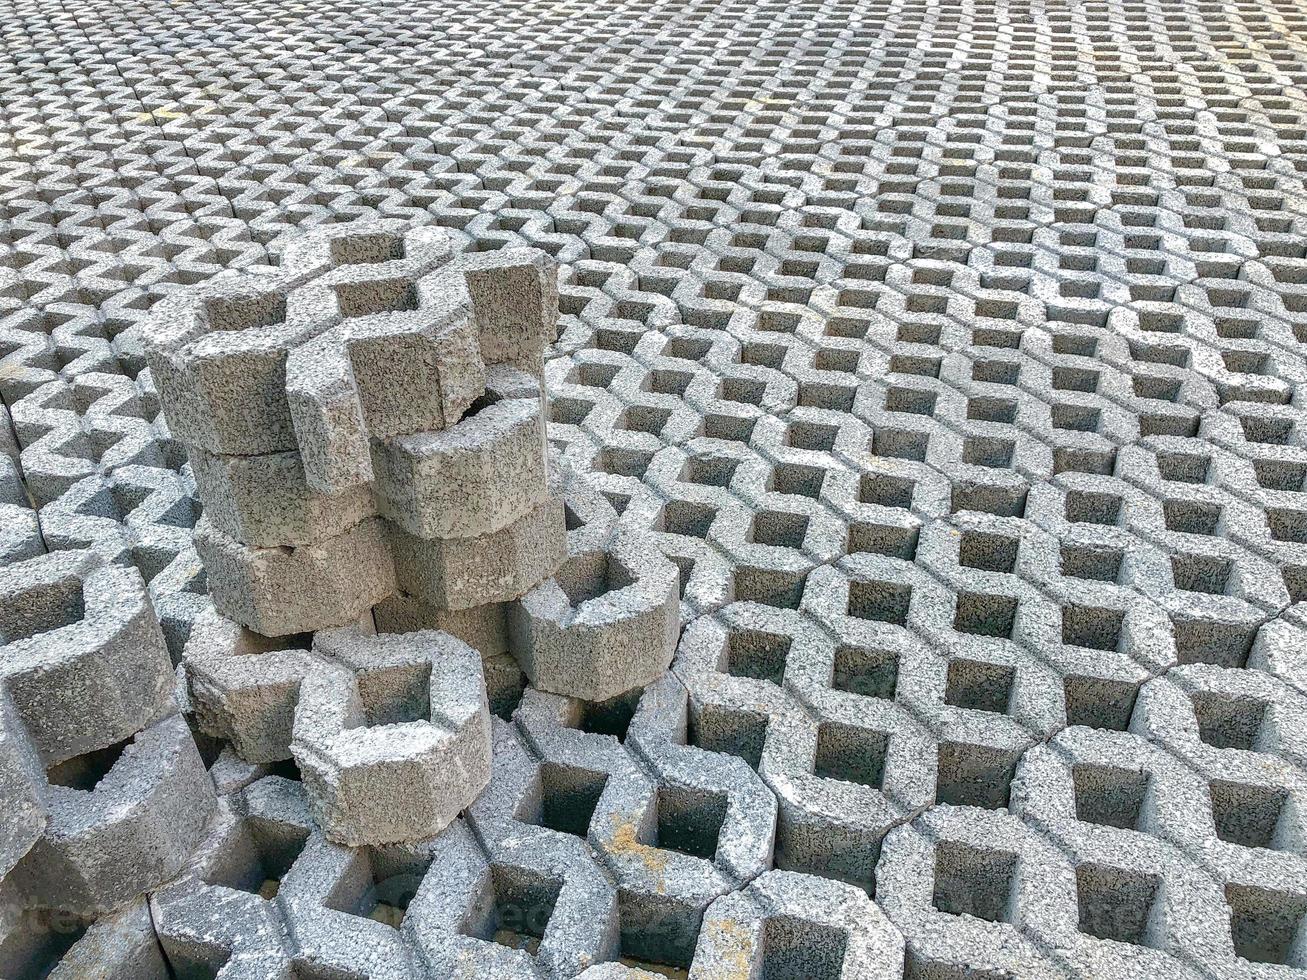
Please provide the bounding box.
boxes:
[5,0,1307,974]
[292,627,492,845]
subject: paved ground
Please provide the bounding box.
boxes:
[3,0,1307,975]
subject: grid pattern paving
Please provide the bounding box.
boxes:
[2,0,1307,975]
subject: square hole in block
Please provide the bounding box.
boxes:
[885,385,938,416]
[932,840,1019,922]
[967,396,1018,424]
[848,579,912,625]
[0,575,86,644]
[688,704,768,770]
[551,396,595,425]
[958,530,1019,572]
[871,426,930,462]
[1073,763,1150,830]
[1156,451,1210,484]
[936,741,1020,809]
[464,865,563,956]
[1172,618,1255,668]
[945,659,1015,714]
[1059,544,1123,583]
[328,232,404,265]
[1254,459,1306,492]
[333,277,419,317]
[45,736,132,792]
[847,520,919,560]
[325,847,435,929]
[576,687,642,741]
[1052,403,1101,432]
[1063,676,1140,731]
[813,722,888,788]
[772,462,826,499]
[1061,604,1124,652]
[619,405,673,435]
[556,554,636,608]
[951,483,1028,518]
[703,413,757,443]
[724,628,792,685]
[1209,780,1291,850]
[0,910,91,980]
[663,500,718,538]
[537,762,609,838]
[1064,489,1122,525]
[1191,691,1269,751]
[1226,884,1307,966]
[203,816,311,899]
[204,290,288,331]
[682,455,739,488]
[1267,508,1307,544]
[1163,499,1221,535]
[752,511,811,549]
[575,362,621,388]
[859,473,915,509]
[734,567,808,609]
[721,377,767,406]
[1076,863,1162,947]
[953,592,1018,639]
[1171,553,1233,594]
[656,785,729,860]
[832,644,900,700]
[962,436,1016,469]
[596,447,655,479]
[788,420,839,451]
[759,914,849,980]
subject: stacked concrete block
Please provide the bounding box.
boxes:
[0,549,216,921]
[292,626,492,845]
[137,219,565,639]
[508,524,680,702]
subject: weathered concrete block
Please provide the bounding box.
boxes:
[389,494,566,610]
[183,603,324,762]
[509,527,679,701]
[690,870,904,979]
[11,713,216,915]
[459,247,559,373]
[137,272,329,455]
[292,628,491,845]
[189,443,376,548]
[0,550,173,765]
[194,515,396,636]
[373,366,547,539]
[286,269,484,493]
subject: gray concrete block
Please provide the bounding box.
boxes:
[0,894,169,980]
[11,713,216,915]
[373,365,548,539]
[194,514,396,636]
[690,869,904,980]
[390,494,566,610]
[135,272,328,456]
[286,268,484,494]
[183,603,323,763]
[188,442,376,548]
[292,627,492,845]
[509,527,679,702]
[0,550,173,766]
[0,696,46,879]
[458,247,560,373]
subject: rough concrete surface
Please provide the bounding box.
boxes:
[2,0,1307,975]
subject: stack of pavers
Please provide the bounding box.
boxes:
[141,219,681,846]
[0,549,217,977]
